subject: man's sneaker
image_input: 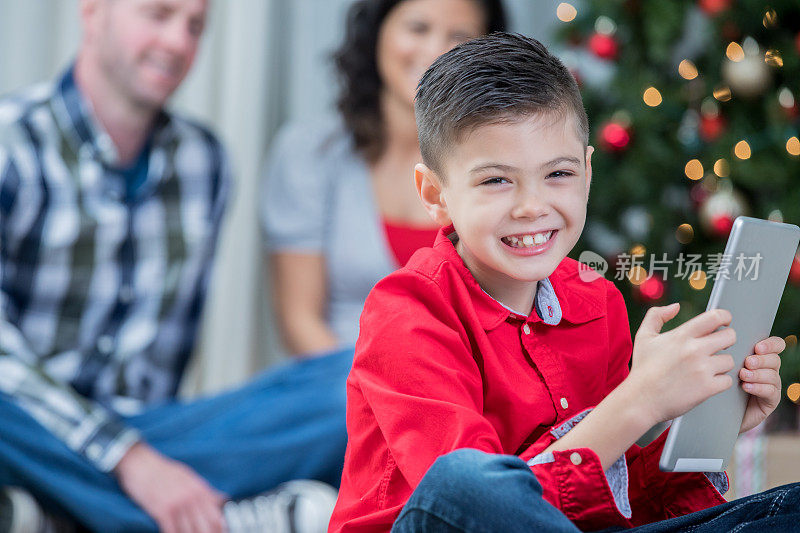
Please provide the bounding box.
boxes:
[223,480,338,533]
[0,487,74,533]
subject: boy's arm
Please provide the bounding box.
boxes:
[354,273,506,487]
[540,295,735,469]
[511,284,735,528]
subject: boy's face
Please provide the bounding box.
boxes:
[416,113,592,311]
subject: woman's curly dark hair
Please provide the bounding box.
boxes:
[333,0,507,163]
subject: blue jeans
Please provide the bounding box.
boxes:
[392,449,800,533]
[0,348,353,532]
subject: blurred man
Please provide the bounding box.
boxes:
[0,1,348,531]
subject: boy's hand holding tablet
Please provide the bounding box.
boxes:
[739,336,785,433]
[656,216,799,472]
[628,305,736,424]
[628,303,784,432]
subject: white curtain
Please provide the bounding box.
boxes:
[0,0,558,394]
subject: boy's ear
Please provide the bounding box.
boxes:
[414,163,452,227]
[584,145,594,199]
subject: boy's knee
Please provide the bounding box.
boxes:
[422,448,541,501]
[427,448,496,481]
[398,449,550,531]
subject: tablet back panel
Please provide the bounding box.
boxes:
[659,217,800,472]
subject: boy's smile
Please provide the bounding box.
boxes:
[416,112,592,313]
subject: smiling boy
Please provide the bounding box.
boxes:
[328,33,797,532]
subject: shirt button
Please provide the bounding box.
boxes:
[522,324,531,335]
[97,335,115,355]
[560,397,569,410]
[570,452,582,466]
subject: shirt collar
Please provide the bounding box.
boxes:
[432,225,606,331]
[51,64,176,166]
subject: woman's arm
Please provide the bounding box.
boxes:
[270,251,340,356]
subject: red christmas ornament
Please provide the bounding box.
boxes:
[588,33,619,60]
[599,121,631,152]
[698,186,748,238]
[789,254,800,286]
[637,276,666,303]
[698,0,732,16]
[710,214,735,237]
[699,114,726,143]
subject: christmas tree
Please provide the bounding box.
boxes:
[555,0,800,428]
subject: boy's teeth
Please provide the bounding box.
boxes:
[504,231,553,248]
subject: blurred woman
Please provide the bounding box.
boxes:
[262,0,506,356]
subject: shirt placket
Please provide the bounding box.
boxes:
[520,320,571,423]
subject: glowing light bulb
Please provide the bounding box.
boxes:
[734,140,751,160]
[763,9,777,28]
[594,16,616,35]
[643,87,662,107]
[788,383,800,403]
[689,270,707,291]
[713,86,732,102]
[684,159,704,180]
[787,137,800,156]
[765,49,783,68]
[676,224,694,244]
[726,42,744,62]
[713,158,729,177]
[556,3,577,22]
[778,87,795,109]
[768,209,784,223]
[627,266,647,286]
[678,60,698,80]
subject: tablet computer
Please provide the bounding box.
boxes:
[659,216,800,472]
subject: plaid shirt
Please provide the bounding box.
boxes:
[0,68,229,472]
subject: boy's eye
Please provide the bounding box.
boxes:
[548,170,575,179]
[480,177,509,185]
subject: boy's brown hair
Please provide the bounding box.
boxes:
[414,32,589,178]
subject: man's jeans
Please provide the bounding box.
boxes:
[0,348,353,532]
[392,448,800,533]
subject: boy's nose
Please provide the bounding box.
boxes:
[511,192,549,220]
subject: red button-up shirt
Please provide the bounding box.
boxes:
[329,228,727,532]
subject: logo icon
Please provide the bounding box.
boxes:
[578,250,608,282]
